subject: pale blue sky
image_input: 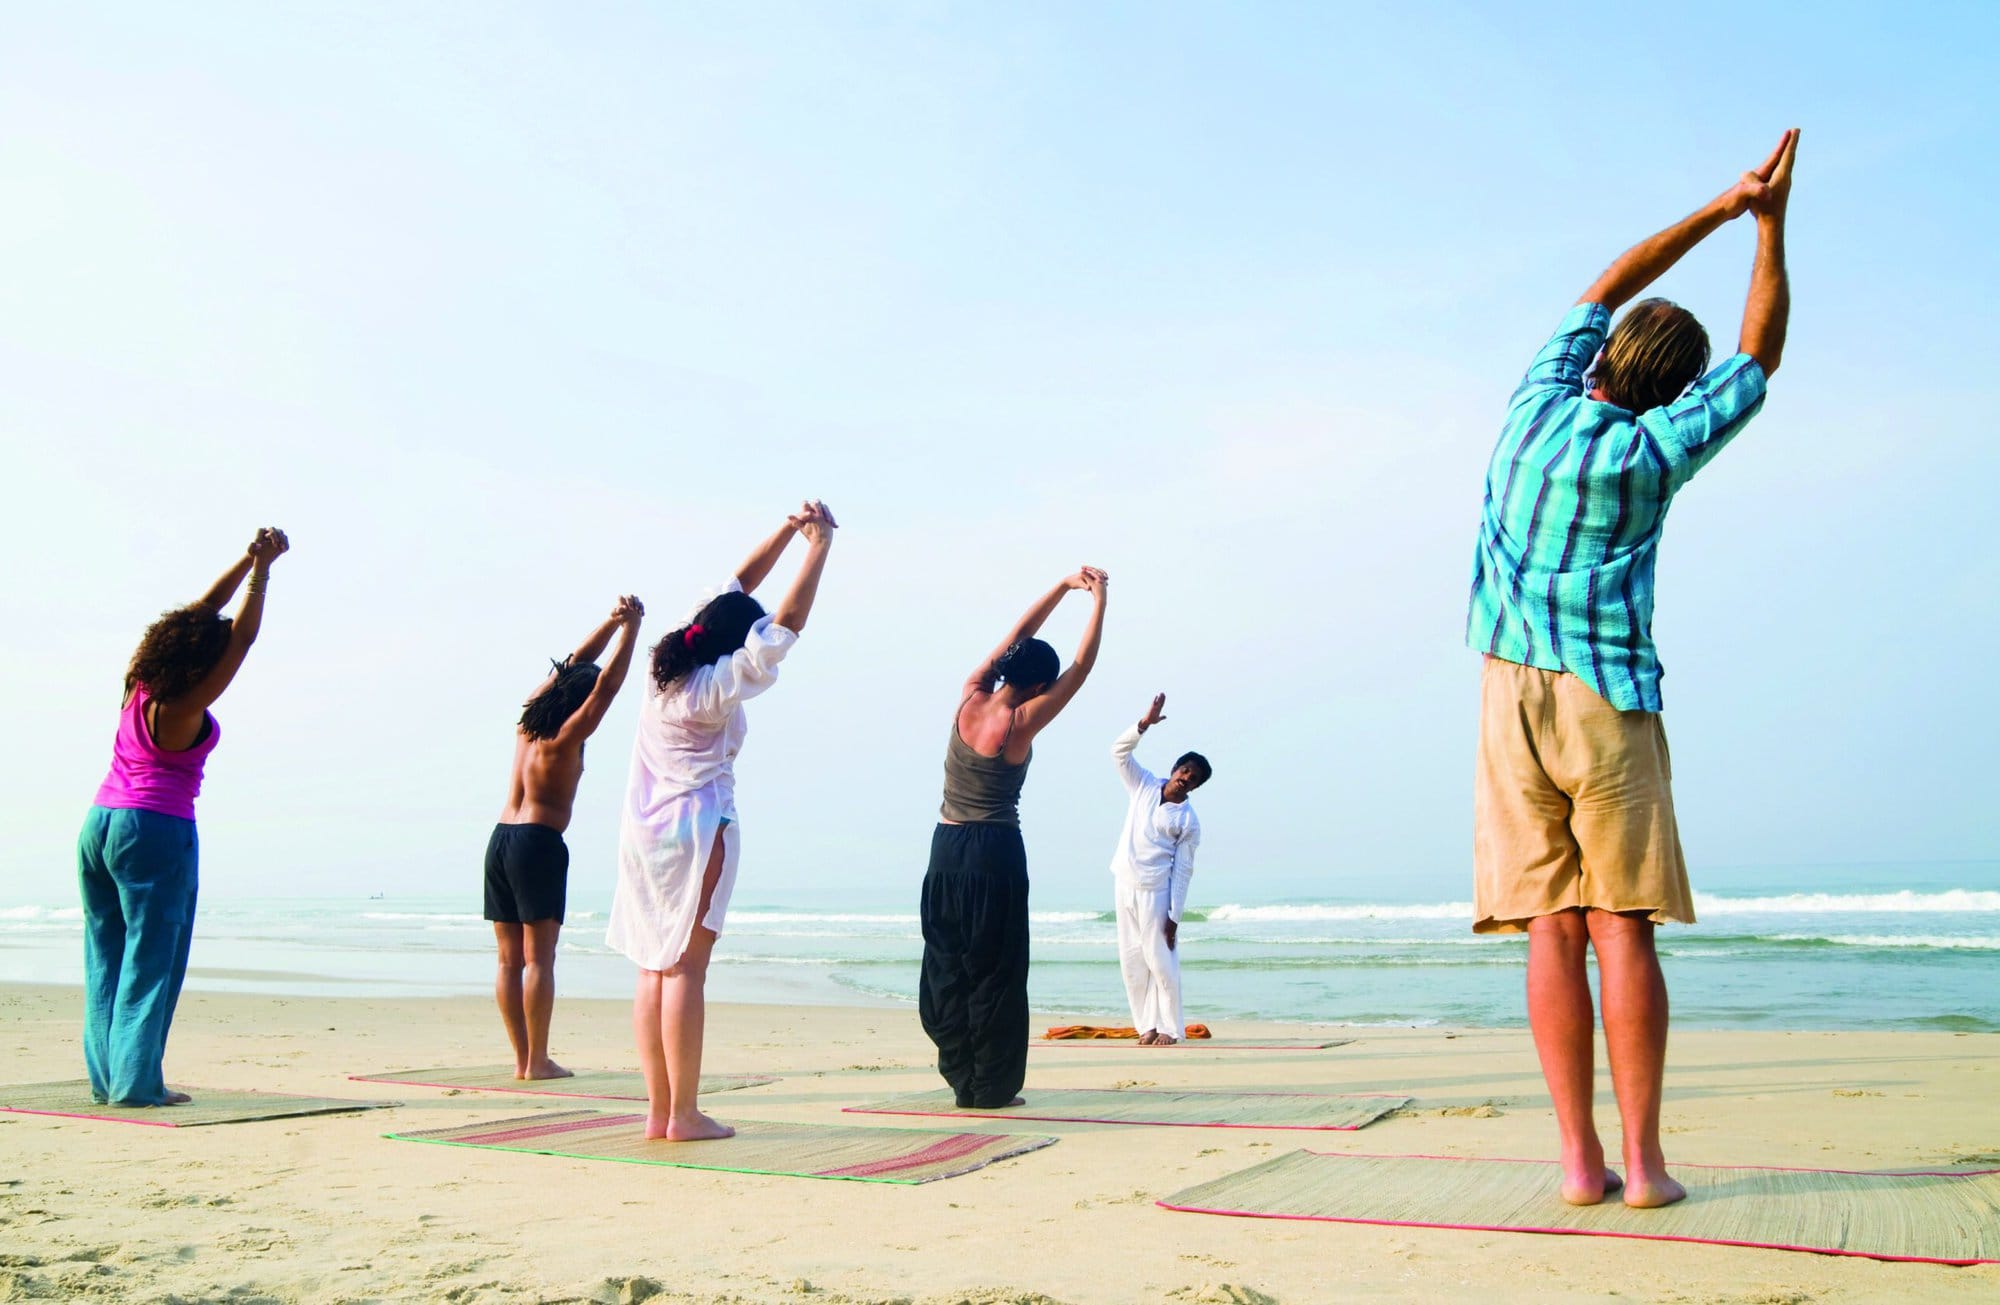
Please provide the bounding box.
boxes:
[3,2,1995,908]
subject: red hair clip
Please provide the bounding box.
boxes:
[683,624,705,649]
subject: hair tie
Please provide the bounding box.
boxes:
[683,624,705,649]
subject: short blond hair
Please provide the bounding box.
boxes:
[1597,298,1710,414]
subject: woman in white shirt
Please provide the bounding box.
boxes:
[607,501,836,1141]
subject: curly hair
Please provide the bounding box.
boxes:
[651,590,767,692]
[125,604,233,702]
[519,660,603,741]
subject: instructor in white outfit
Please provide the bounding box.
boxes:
[1109,693,1211,1045]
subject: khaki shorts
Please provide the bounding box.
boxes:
[1473,656,1693,934]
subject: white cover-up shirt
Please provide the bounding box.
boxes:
[1109,725,1201,922]
[606,578,797,971]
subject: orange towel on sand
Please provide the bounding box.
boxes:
[1042,1024,1212,1040]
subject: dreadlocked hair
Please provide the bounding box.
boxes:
[125,604,233,702]
[651,589,767,692]
[519,660,602,741]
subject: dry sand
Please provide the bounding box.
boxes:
[2,983,1995,1304]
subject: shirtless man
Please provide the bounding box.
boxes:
[486,595,644,1079]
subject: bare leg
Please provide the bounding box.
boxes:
[492,922,530,1076]
[1588,909,1684,1208]
[1527,910,1612,1205]
[520,918,570,1079]
[633,968,670,1131]
[653,833,733,1142]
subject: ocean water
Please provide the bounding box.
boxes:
[3,862,1995,1032]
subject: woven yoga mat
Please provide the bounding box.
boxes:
[1035,1038,1353,1051]
[0,1080,392,1128]
[1158,1150,2000,1265]
[350,1066,775,1101]
[845,1087,1408,1130]
[388,1110,1057,1184]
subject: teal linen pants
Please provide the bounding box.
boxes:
[76,806,198,1105]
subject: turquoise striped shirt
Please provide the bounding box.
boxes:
[1467,303,1768,711]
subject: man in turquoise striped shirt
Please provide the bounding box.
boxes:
[1468,131,1799,1210]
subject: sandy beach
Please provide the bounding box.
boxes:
[0,984,1994,1303]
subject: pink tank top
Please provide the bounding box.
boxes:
[93,686,220,821]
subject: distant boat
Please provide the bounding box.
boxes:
[368,892,385,900]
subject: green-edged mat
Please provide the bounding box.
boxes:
[844,1087,1409,1130]
[349,1066,775,1101]
[1158,1149,2000,1266]
[388,1110,1057,1184]
[1035,1038,1353,1051]
[0,1080,392,1128]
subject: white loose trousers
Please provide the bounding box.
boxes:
[1114,881,1182,1039]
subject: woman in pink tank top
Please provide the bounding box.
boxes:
[77,527,290,1107]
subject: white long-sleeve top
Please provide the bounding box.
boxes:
[606,578,797,970]
[1108,725,1201,921]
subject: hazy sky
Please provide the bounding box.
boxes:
[4,2,1995,910]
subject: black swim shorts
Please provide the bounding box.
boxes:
[482,823,570,924]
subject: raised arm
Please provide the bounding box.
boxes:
[565,611,624,668]
[1015,568,1108,735]
[734,500,828,595]
[1112,693,1166,793]
[964,571,1089,694]
[769,502,836,634]
[561,596,646,740]
[176,527,290,713]
[1738,130,1798,375]
[1578,131,1795,312]
[195,554,255,611]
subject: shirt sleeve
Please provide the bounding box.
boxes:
[1111,726,1156,795]
[682,616,798,722]
[681,576,745,627]
[1168,812,1199,922]
[1511,303,1611,407]
[1645,353,1769,487]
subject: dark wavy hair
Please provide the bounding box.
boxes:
[125,604,233,702]
[651,590,766,692]
[994,637,1060,693]
[519,660,602,741]
[1174,751,1214,787]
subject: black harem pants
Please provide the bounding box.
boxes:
[918,821,1030,1108]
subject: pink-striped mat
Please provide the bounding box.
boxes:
[349,1066,774,1101]
[1034,1038,1352,1051]
[0,1080,391,1128]
[845,1087,1408,1130]
[1158,1149,2000,1265]
[388,1110,1057,1184]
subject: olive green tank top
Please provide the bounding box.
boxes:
[940,707,1030,826]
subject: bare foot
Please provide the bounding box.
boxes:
[643,1113,672,1140]
[1622,1172,1687,1209]
[522,1059,573,1081]
[1155,1035,1178,1046]
[663,1110,736,1142]
[162,1090,192,1106]
[993,1096,1026,1108]
[1558,1142,1611,1205]
[1137,1031,1159,1045]
[1602,1169,1624,1195]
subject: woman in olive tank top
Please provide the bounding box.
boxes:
[921,567,1108,1108]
